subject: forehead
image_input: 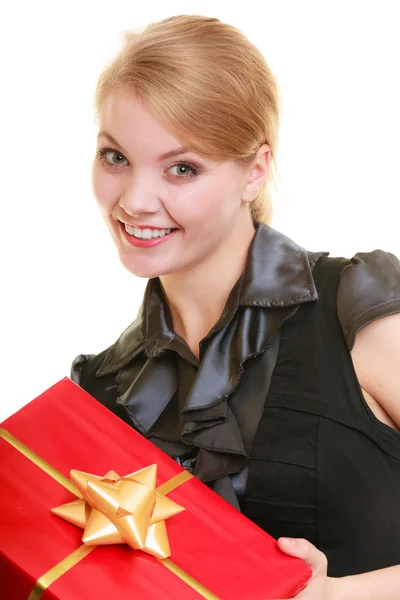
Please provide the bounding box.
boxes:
[98,92,181,147]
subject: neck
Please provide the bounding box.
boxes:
[160,216,257,358]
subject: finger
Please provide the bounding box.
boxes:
[277,537,328,574]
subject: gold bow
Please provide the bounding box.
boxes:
[51,464,184,559]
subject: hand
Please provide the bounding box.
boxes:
[274,537,338,599]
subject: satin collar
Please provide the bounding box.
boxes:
[97,223,327,376]
[94,223,328,483]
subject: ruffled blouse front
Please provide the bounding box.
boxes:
[71,222,400,506]
[81,224,327,497]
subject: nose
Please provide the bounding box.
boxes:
[119,172,162,217]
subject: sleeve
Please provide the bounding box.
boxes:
[69,348,112,393]
[69,350,127,419]
[337,249,400,351]
[70,354,95,386]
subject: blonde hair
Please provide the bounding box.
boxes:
[94,15,281,224]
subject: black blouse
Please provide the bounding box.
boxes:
[71,223,400,575]
[72,226,326,494]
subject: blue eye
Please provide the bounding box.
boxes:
[168,163,199,179]
[97,147,200,180]
[97,147,129,166]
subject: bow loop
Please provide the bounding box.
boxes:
[51,465,184,559]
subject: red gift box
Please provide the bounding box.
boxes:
[0,378,311,599]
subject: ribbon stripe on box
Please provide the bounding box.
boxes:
[0,379,312,599]
[0,427,219,600]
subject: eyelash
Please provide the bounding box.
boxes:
[96,147,200,180]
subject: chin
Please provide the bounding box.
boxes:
[121,261,159,279]
[118,255,173,279]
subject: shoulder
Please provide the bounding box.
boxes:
[336,249,400,350]
[70,350,111,388]
[70,315,146,392]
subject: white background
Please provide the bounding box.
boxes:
[1,1,399,420]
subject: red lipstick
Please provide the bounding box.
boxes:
[119,222,178,248]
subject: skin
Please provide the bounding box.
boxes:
[92,90,400,599]
[92,90,270,354]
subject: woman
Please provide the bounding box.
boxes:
[71,14,400,599]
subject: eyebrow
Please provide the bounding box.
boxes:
[97,131,191,161]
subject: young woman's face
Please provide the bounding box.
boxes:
[92,91,256,279]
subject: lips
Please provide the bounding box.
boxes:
[124,223,173,240]
[119,221,178,248]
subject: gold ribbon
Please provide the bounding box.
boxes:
[27,545,96,600]
[0,427,220,600]
[51,465,186,559]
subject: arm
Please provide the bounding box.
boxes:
[337,564,400,600]
[277,313,400,600]
[351,312,400,426]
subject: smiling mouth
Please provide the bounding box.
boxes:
[123,223,177,240]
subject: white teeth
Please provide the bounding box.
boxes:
[124,224,173,239]
[141,228,153,240]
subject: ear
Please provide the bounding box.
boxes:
[241,144,271,203]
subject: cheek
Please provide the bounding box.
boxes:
[92,163,117,213]
[170,182,230,225]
